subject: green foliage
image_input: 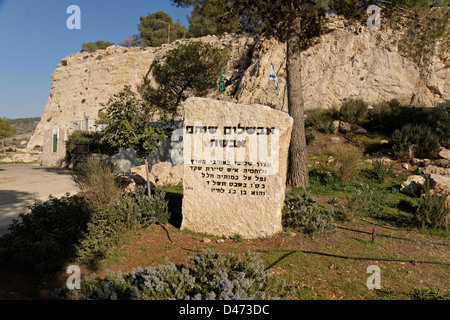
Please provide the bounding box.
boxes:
[187,0,240,37]
[305,108,337,134]
[0,187,170,273]
[0,194,91,274]
[369,100,450,141]
[414,183,449,230]
[330,144,363,182]
[65,130,115,163]
[362,160,395,183]
[411,287,450,300]
[81,40,115,53]
[339,99,368,125]
[99,85,170,161]
[72,159,121,206]
[138,11,187,47]
[392,125,441,160]
[95,110,110,124]
[139,41,229,115]
[54,249,293,300]
[345,184,385,220]
[0,117,16,139]
[283,190,336,235]
[76,187,170,263]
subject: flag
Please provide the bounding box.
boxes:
[219,71,225,94]
[269,62,279,90]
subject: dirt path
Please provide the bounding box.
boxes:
[0,164,79,236]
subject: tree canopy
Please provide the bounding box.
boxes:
[139,41,229,116]
[99,85,170,162]
[138,11,188,47]
[187,0,241,37]
[0,117,16,153]
[81,40,115,53]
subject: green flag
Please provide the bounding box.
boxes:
[219,71,225,94]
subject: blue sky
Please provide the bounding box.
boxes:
[0,0,192,119]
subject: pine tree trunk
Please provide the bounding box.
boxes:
[286,0,309,188]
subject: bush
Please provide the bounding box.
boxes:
[53,249,293,300]
[414,184,449,230]
[72,159,121,206]
[283,190,336,235]
[392,125,441,160]
[330,144,363,182]
[362,160,394,183]
[0,187,170,272]
[65,130,115,162]
[305,108,337,134]
[369,99,450,144]
[77,187,170,262]
[345,184,385,219]
[339,99,368,125]
[0,195,91,274]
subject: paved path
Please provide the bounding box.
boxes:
[0,164,79,236]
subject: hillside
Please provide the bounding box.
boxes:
[2,117,40,147]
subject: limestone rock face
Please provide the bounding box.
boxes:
[28,15,448,150]
[181,97,293,239]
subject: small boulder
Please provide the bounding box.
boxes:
[400,175,426,196]
[0,157,13,163]
[439,147,450,161]
[115,172,151,193]
[108,148,141,173]
[339,121,351,133]
[150,162,173,185]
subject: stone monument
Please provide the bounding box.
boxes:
[181,97,293,239]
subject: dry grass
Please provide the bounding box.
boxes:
[72,158,121,205]
[331,143,363,182]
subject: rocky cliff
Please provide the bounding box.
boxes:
[28,15,448,150]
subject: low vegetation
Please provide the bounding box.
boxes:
[53,249,293,300]
[1,98,448,300]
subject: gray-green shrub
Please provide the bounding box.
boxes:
[53,249,293,300]
[283,190,336,235]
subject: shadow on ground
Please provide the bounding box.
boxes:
[31,166,73,176]
[165,191,183,229]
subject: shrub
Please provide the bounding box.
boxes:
[283,190,336,235]
[53,249,293,300]
[362,160,394,183]
[0,188,170,272]
[345,184,385,219]
[0,194,91,274]
[305,108,337,134]
[65,130,115,162]
[76,187,170,262]
[339,99,368,124]
[72,159,121,206]
[330,144,363,182]
[392,125,441,160]
[414,184,449,229]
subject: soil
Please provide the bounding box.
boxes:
[1,219,448,300]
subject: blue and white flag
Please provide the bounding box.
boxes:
[269,62,279,90]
